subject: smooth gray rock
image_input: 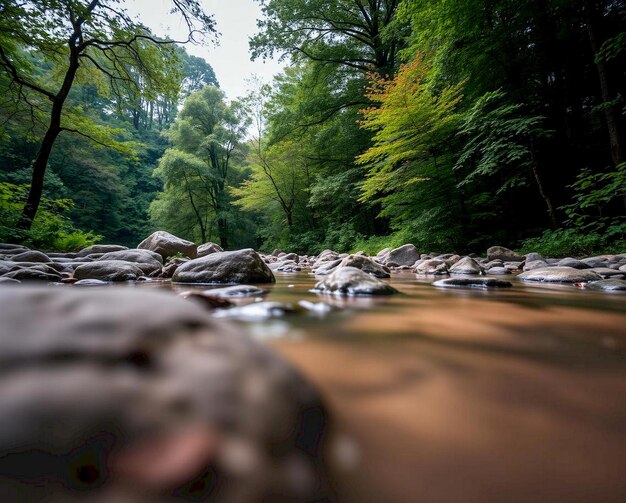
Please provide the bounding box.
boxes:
[525,252,545,262]
[581,257,609,268]
[0,286,330,501]
[137,231,197,260]
[339,255,390,278]
[197,241,224,258]
[433,278,513,289]
[557,258,591,269]
[76,244,128,257]
[518,266,602,283]
[173,249,275,284]
[0,243,26,251]
[385,244,420,267]
[312,266,397,296]
[2,268,61,282]
[10,250,51,263]
[487,246,524,262]
[73,260,143,282]
[198,285,267,298]
[586,279,626,291]
[313,258,342,276]
[314,249,340,266]
[270,260,301,272]
[449,256,484,275]
[0,277,21,284]
[414,259,449,275]
[73,279,109,286]
[97,249,163,275]
[523,259,549,271]
[213,301,308,321]
[487,266,512,275]
[591,267,625,279]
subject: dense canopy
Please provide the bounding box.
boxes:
[0,0,624,255]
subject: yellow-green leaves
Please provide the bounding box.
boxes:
[357,53,463,202]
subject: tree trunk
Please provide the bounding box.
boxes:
[217,216,228,249]
[17,4,90,229]
[530,142,558,228]
[17,121,62,228]
[585,5,624,167]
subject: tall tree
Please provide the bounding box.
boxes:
[0,0,215,229]
[151,86,249,248]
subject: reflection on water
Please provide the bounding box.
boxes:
[164,271,626,503]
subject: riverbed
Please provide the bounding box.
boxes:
[158,271,626,502]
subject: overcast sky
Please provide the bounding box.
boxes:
[124,0,285,101]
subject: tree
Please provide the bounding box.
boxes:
[0,0,215,229]
[357,53,465,250]
[151,86,249,248]
[251,0,403,74]
[233,80,311,231]
[455,91,557,227]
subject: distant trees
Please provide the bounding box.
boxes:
[0,0,215,229]
[150,86,250,248]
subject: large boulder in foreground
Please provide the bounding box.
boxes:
[518,266,602,283]
[312,266,397,296]
[0,286,330,501]
[173,248,275,284]
[137,231,197,260]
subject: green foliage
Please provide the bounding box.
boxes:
[520,163,626,256]
[561,163,626,237]
[519,229,623,258]
[356,53,465,251]
[0,183,100,251]
[455,91,550,193]
[150,86,253,248]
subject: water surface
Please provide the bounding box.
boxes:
[163,272,626,502]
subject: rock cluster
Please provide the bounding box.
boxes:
[0,238,625,293]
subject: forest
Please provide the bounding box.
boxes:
[0,0,625,256]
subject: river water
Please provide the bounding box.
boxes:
[167,271,626,502]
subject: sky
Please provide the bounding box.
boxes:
[124,0,286,101]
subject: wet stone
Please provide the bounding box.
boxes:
[312,266,397,296]
[10,250,52,263]
[518,266,602,283]
[433,278,513,289]
[173,249,275,284]
[586,279,626,291]
[73,279,109,286]
[449,256,484,275]
[73,260,143,282]
[486,267,512,275]
[197,285,267,298]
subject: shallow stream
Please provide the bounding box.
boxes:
[148,271,626,502]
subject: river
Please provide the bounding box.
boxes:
[161,270,626,502]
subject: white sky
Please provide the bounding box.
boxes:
[124,0,285,101]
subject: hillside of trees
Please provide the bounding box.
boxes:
[1,0,624,256]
